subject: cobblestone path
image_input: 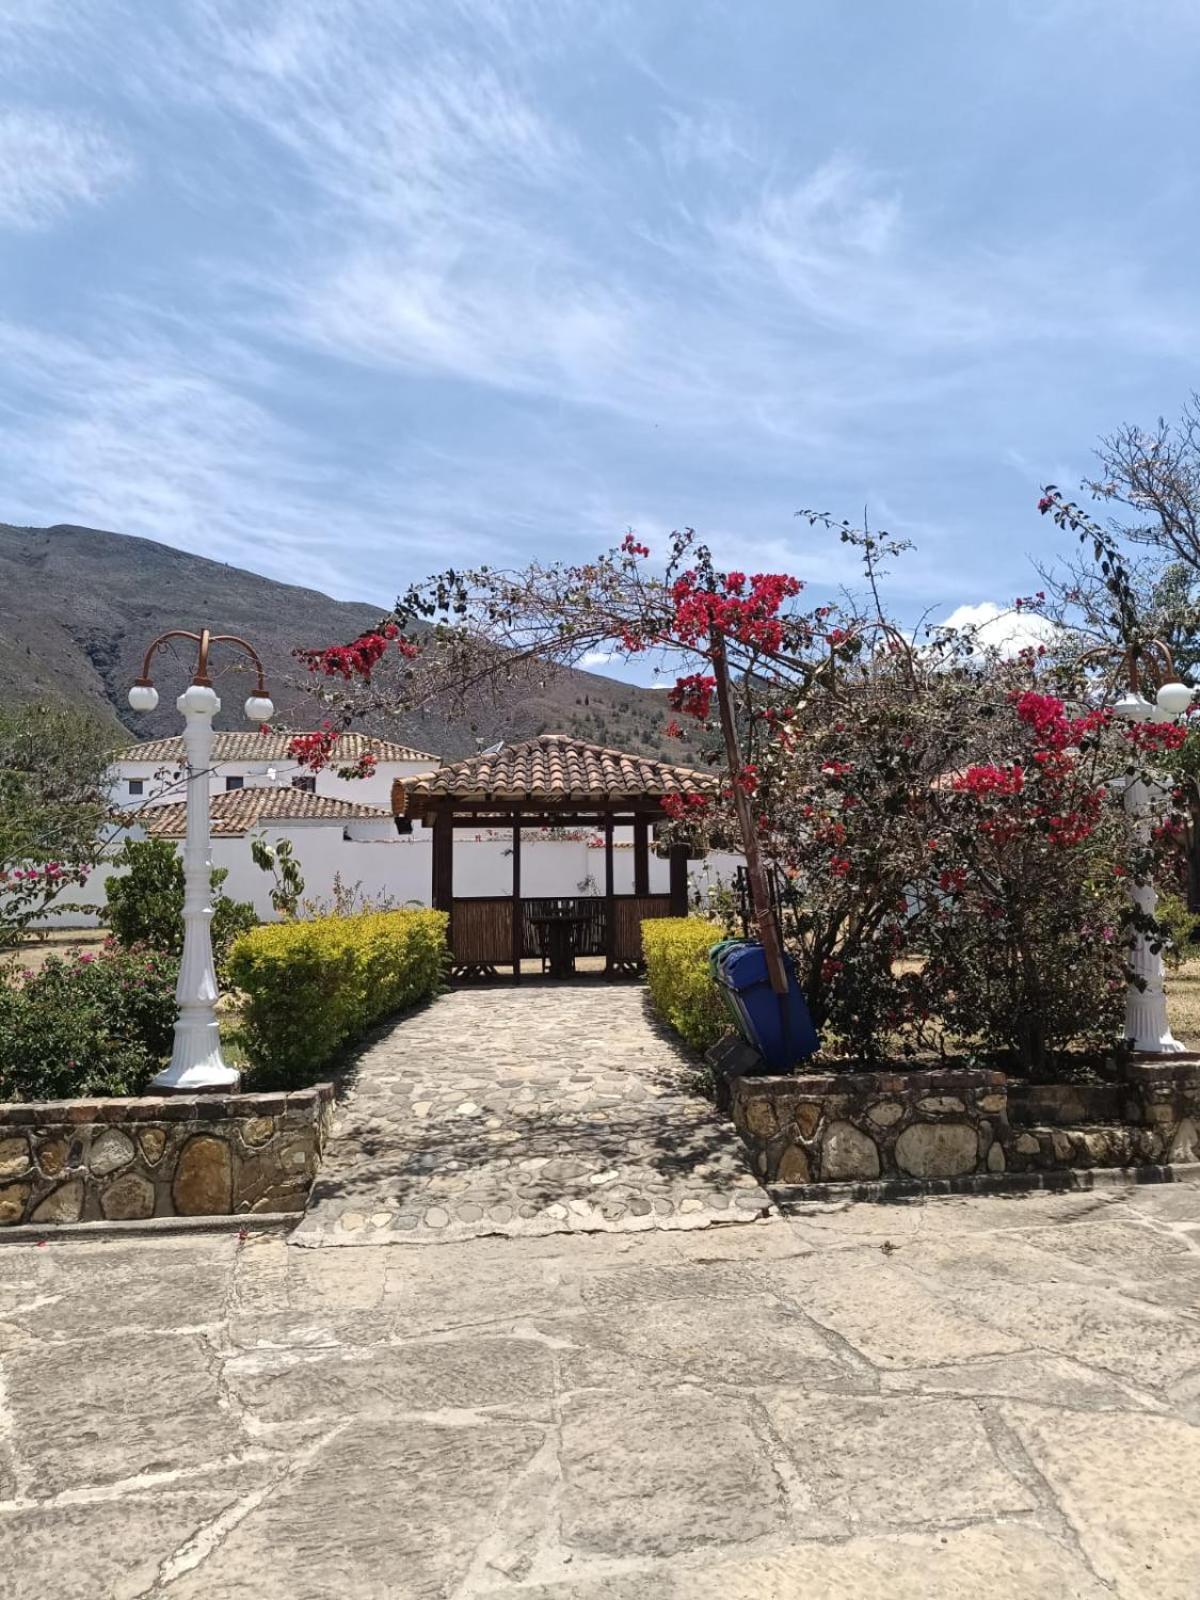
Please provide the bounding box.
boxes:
[294,983,771,1246]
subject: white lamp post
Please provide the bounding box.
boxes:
[1111,669,1193,1056]
[128,629,273,1092]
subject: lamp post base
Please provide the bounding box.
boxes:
[150,1062,242,1094]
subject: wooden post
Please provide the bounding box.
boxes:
[431,806,453,913]
[604,813,615,976]
[668,844,689,916]
[511,815,522,983]
[633,814,650,896]
[710,628,789,997]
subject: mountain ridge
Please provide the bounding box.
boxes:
[0,522,692,761]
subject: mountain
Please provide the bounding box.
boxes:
[0,523,696,761]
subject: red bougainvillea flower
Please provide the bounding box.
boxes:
[289,725,339,771]
[667,673,717,720]
[661,793,711,821]
[336,752,377,781]
[1125,719,1188,754]
[1014,690,1109,751]
[952,763,1025,798]
[295,624,418,683]
[620,533,650,558]
[668,569,803,653]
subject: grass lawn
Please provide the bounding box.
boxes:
[1168,955,1200,1050]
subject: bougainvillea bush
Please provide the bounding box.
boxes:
[279,520,1190,1078]
[0,942,178,1102]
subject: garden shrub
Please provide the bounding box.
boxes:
[226,909,448,1088]
[0,943,178,1102]
[105,836,257,980]
[642,916,729,1053]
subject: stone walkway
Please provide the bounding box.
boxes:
[4,1184,1200,1598]
[294,983,770,1246]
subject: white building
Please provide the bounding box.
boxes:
[41,733,743,927]
[109,730,440,813]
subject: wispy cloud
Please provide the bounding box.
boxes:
[1,0,1198,632]
[939,601,1058,657]
[0,108,132,229]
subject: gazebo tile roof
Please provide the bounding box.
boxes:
[394,733,718,813]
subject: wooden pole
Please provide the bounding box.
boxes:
[511,815,522,983]
[668,844,689,915]
[604,813,615,976]
[633,814,650,896]
[432,806,453,913]
[710,628,789,998]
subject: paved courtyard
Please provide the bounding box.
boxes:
[3,1182,1200,1597]
[295,984,769,1245]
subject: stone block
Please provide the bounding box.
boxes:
[31,1180,84,1224]
[0,1135,31,1179]
[895,1121,978,1179]
[867,1101,904,1128]
[101,1172,156,1220]
[89,1128,135,1176]
[918,1095,966,1114]
[172,1134,233,1215]
[986,1141,1005,1173]
[1167,1116,1199,1163]
[978,1092,1007,1113]
[775,1143,811,1184]
[559,1390,782,1559]
[794,1102,822,1140]
[821,1121,881,1182]
[36,1136,68,1176]
[0,1181,31,1225]
[768,1393,1036,1531]
[138,1127,167,1165]
[242,1115,276,1148]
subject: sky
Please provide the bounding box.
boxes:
[2,0,1199,676]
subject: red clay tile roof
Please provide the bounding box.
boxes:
[143,788,391,837]
[118,731,440,765]
[394,734,719,815]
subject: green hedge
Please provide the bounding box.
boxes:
[642,917,729,1053]
[226,909,448,1088]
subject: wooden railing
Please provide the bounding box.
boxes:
[612,895,672,963]
[449,894,675,970]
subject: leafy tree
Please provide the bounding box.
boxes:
[0,703,113,947]
[104,836,257,976]
[285,521,1187,1075]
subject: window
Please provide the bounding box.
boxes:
[225,775,245,791]
[128,778,144,797]
[291,775,316,793]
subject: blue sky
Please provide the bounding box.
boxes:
[2,1,1198,671]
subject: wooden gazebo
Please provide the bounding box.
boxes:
[393,733,719,980]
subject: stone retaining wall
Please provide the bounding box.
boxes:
[732,1060,1200,1185]
[0,1085,334,1227]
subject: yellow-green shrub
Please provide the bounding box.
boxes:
[226,909,448,1087]
[642,917,729,1053]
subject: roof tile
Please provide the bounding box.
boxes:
[117,731,440,765]
[395,733,718,814]
[142,788,391,837]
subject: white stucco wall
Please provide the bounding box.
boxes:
[109,754,437,811]
[40,823,745,928]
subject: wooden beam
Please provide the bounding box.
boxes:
[633,814,650,896]
[511,818,522,983]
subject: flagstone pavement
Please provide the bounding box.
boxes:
[4,1183,1200,1597]
[293,983,770,1246]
